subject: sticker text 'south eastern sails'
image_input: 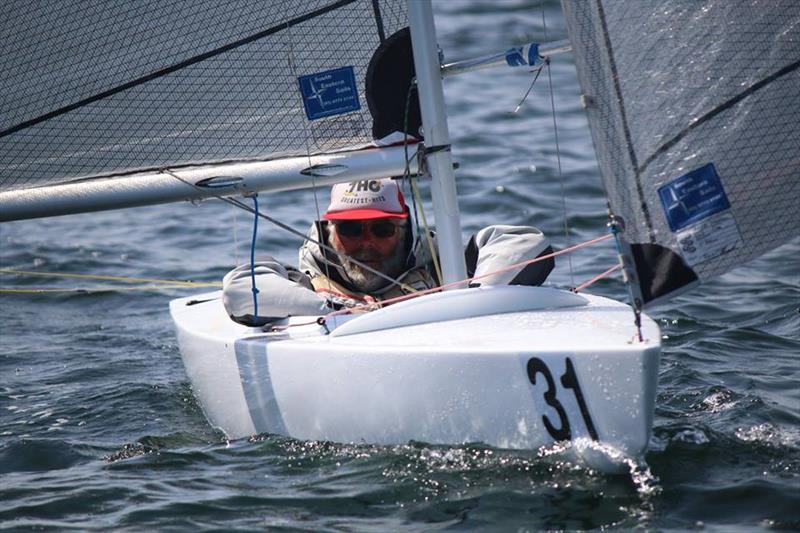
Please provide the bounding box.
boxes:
[298,67,360,121]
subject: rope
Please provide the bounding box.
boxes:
[250,195,260,317]
[401,77,437,282]
[223,195,418,294]
[0,269,219,287]
[232,200,240,266]
[288,22,337,293]
[513,63,545,113]
[0,284,212,294]
[162,171,417,294]
[410,177,443,285]
[572,263,622,293]
[399,76,441,286]
[319,233,613,321]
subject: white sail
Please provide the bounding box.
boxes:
[0,0,414,218]
[562,1,800,305]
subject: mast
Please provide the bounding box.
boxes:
[408,0,468,287]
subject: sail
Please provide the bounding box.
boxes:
[561,1,800,305]
[0,0,413,219]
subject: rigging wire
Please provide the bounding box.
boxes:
[1,232,618,297]
[161,170,417,293]
[344,233,610,309]
[541,8,575,290]
[220,196,417,293]
[513,63,545,113]
[249,195,260,317]
[269,232,615,331]
[307,233,614,324]
[402,77,443,285]
[287,23,336,291]
[232,201,240,266]
[609,217,644,341]
[409,178,443,285]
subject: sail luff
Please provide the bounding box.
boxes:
[0,145,418,222]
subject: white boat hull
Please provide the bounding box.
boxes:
[170,286,660,470]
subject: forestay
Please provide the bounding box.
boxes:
[0,0,410,215]
[562,1,800,305]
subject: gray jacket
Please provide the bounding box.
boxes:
[223,223,553,326]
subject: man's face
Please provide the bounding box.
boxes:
[328,218,407,292]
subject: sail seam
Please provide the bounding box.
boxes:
[638,59,800,175]
[595,0,655,242]
[0,0,359,140]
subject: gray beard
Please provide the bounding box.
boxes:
[328,226,408,293]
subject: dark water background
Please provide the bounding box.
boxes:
[2,0,799,530]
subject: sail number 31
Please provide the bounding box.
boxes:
[526,357,599,441]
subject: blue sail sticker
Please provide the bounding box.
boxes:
[298,66,360,120]
[658,163,731,232]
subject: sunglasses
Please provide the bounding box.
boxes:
[334,219,400,239]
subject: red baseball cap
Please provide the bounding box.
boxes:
[324,178,408,220]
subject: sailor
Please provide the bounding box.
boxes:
[223,178,555,326]
[299,177,436,308]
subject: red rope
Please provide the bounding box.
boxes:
[573,263,622,293]
[321,233,613,320]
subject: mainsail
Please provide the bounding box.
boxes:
[0,0,414,220]
[562,1,800,305]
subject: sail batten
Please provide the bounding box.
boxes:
[563,0,800,305]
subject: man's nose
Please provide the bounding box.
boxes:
[357,237,378,249]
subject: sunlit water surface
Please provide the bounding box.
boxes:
[2,1,798,530]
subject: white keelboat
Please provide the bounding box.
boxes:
[1,1,797,471]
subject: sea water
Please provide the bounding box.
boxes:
[1,1,798,529]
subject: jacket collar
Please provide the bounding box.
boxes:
[299,217,432,294]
